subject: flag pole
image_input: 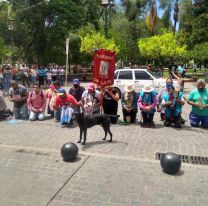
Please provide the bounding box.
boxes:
[65,38,69,87]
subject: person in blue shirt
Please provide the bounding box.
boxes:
[162,85,185,128]
[138,85,157,127]
[37,66,47,85]
[187,79,208,128]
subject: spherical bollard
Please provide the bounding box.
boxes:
[160,153,181,174]
[61,142,78,162]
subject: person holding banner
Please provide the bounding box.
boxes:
[121,84,138,124]
[102,85,120,124]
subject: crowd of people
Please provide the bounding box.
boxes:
[0,64,65,96]
[0,75,207,129]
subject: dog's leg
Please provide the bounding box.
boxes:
[102,128,107,141]
[107,127,112,142]
[77,128,82,143]
[81,129,87,145]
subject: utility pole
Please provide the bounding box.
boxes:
[101,0,114,39]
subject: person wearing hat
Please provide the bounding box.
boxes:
[81,82,101,114]
[53,88,79,121]
[121,84,138,123]
[138,84,157,127]
[69,79,85,102]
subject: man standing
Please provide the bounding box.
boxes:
[27,84,46,121]
[8,80,28,119]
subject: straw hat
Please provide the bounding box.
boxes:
[124,84,134,93]
[142,84,154,93]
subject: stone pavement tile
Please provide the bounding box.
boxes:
[50,155,208,206]
[0,147,88,206]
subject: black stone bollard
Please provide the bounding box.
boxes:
[160,153,181,174]
[61,142,78,162]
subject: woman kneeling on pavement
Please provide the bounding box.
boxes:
[187,79,208,128]
[121,84,138,124]
[138,85,157,127]
[162,85,185,128]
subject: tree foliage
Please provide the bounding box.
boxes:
[138,32,187,60]
[80,31,119,55]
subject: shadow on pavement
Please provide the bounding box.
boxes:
[81,140,120,151]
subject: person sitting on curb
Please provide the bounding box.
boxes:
[27,83,46,121]
[121,84,138,124]
[187,79,208,128]
[162,85,185,128]
[53,88,79,121]
[8,80,29,120]
[138,85,157,127]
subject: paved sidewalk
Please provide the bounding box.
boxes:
[0,82,208,206]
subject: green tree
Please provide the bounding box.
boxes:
[138,32,186,63]
[80,31,119,55]
[146,0,157,35]
[189,42,208,63]
[179,0,208,48]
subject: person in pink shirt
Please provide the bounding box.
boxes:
[27,83,46,121]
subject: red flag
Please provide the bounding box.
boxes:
[92,49,116,88]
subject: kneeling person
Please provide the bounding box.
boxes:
[138,85,157,127]
[53,88,79,121]
[27,83,46,121]
[162,86,185,128]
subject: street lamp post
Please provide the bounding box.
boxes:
[101,0,114,39]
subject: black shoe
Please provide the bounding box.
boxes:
[164,121,171,127]
[149,122,155,128]
[181,118,185,125]
[175,124,182,128]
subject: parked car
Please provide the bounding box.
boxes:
[113,67,178,94]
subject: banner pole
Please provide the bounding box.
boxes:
[65,38,69,87]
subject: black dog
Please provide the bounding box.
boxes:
[74,113,112,145]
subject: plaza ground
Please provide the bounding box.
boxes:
[0,82,208,206]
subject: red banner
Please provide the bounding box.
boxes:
[92,49,116,88]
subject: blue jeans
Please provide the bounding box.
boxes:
[189,112,208,128]
[54,109,61,121]
[3,78,11,95]
[13,103,28,119]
